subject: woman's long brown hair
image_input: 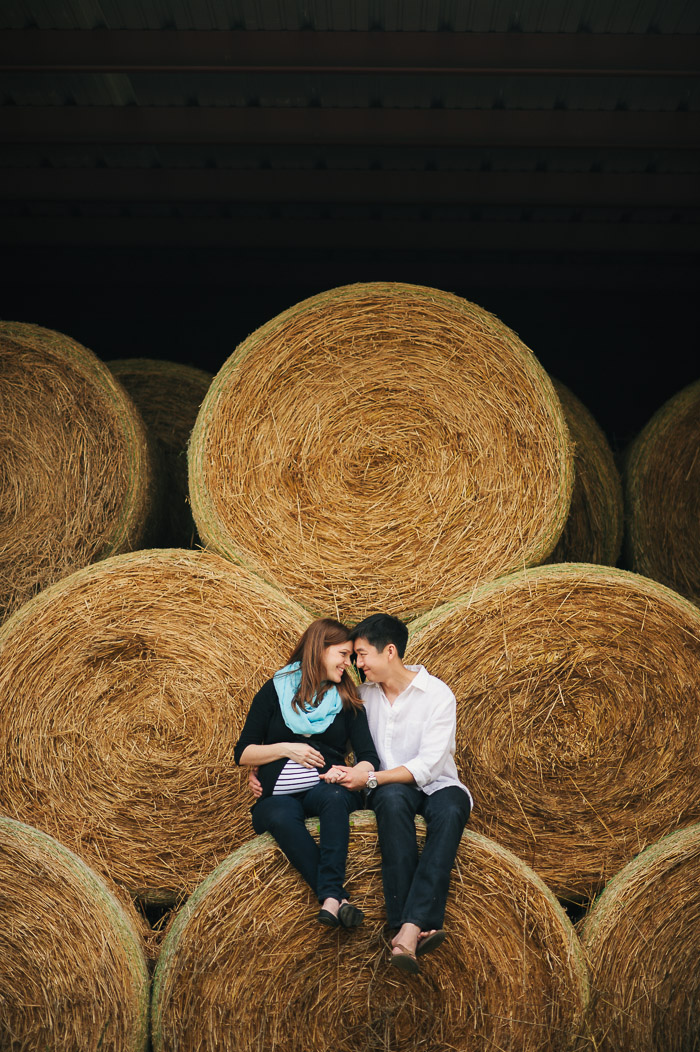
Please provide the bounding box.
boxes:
[287,618,361,712]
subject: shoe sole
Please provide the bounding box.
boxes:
[389,953,420,975]
[317,910,340,928]
[338,903,364,928]
[416,930,447,957]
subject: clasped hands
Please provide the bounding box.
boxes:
[320,764,367,791]
[283,746,364,789]
[247,757,368,798]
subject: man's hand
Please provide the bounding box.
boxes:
[248,766,263,799]
[321,764,370,792]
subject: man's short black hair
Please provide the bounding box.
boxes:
[351,613,409,659]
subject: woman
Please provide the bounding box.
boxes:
[235,618,379,928]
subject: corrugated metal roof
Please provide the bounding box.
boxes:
[0,2,697,264]
[2,0,698,31]
[3,70,698,110]
[1,141,697,174]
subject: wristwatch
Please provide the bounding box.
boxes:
[365,771,379,791]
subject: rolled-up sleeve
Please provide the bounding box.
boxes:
[401,688,457,788]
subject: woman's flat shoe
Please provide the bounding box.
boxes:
[416,929,447,957]
[389,943,420,975]
[317,908,340,928]
[338,902,364,928]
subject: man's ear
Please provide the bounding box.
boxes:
[385,643,398,661]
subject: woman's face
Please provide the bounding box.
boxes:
[322,641,353,683]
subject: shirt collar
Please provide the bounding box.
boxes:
[405,665,430,691]
[362,665,429,694]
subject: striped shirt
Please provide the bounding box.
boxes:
[272,760,321,795]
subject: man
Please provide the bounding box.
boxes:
[326,612,472,975]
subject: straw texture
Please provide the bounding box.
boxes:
[108,358,212,547]
[625,378,700,605]
[189,282,573,622]
[581,823,700,1052]
[151,811,589,1052]
[408,562,700,903]
[548,380,623,566]
[0,815,150,1052]
[0,548,310,902]
[0,321,153,623]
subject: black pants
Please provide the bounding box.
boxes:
[372,783,471,930]
[252,781,361,902]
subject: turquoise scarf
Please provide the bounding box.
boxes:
[273,661,343,735]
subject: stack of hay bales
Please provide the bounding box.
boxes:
[0,321,154,623]
[625,378,700,606]
[188,282,574,622]
[0,548,310,904]
[107,358,212,548]
[548,380,623,566]
[581,823,700,1052]
[0,815,150,1052]
[407,563,700,903]
[151,812,589,1052]
[2,288,693,1048]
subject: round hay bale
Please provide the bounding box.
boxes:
[0,814,150,1052]
[580,823,700,1052]
[625,378,700,605]
[548,380,623,566]
[151,810,588,1052]
[107,358,212,547]
[188,282,573,622]
[407,562,700,903]
[0,548,310,903]
[0,321,154,624]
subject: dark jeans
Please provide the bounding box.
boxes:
[252,781,361,903]
[372,783,472,930]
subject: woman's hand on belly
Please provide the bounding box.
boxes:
[285,743,325,768]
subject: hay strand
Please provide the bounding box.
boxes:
[151,810,588,1052]
[0,321,154,623]
[407,562,700,902]
[625,377,700,605]
[581,822,700,1052]
[548,380,623,566]
[0,548,310,902]
[189,282,573,622]
[107,358,212,547]
[0,815,149,1052]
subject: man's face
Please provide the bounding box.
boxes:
[353,637,390,682]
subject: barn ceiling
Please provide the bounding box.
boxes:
[1,0,698,276]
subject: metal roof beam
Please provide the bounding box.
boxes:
[1,107,696,148]
[1,168,698,207]
[0,30,697,76]
[1,216,696,252]
[5,248,696,291]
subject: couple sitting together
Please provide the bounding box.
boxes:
[234,613,472,975]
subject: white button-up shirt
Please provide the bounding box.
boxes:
[359,664,472,805]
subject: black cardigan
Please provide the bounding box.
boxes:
[234,677,380,801]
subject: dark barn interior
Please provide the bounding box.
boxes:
[1,10,700,1047]
[1,1,698,450]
